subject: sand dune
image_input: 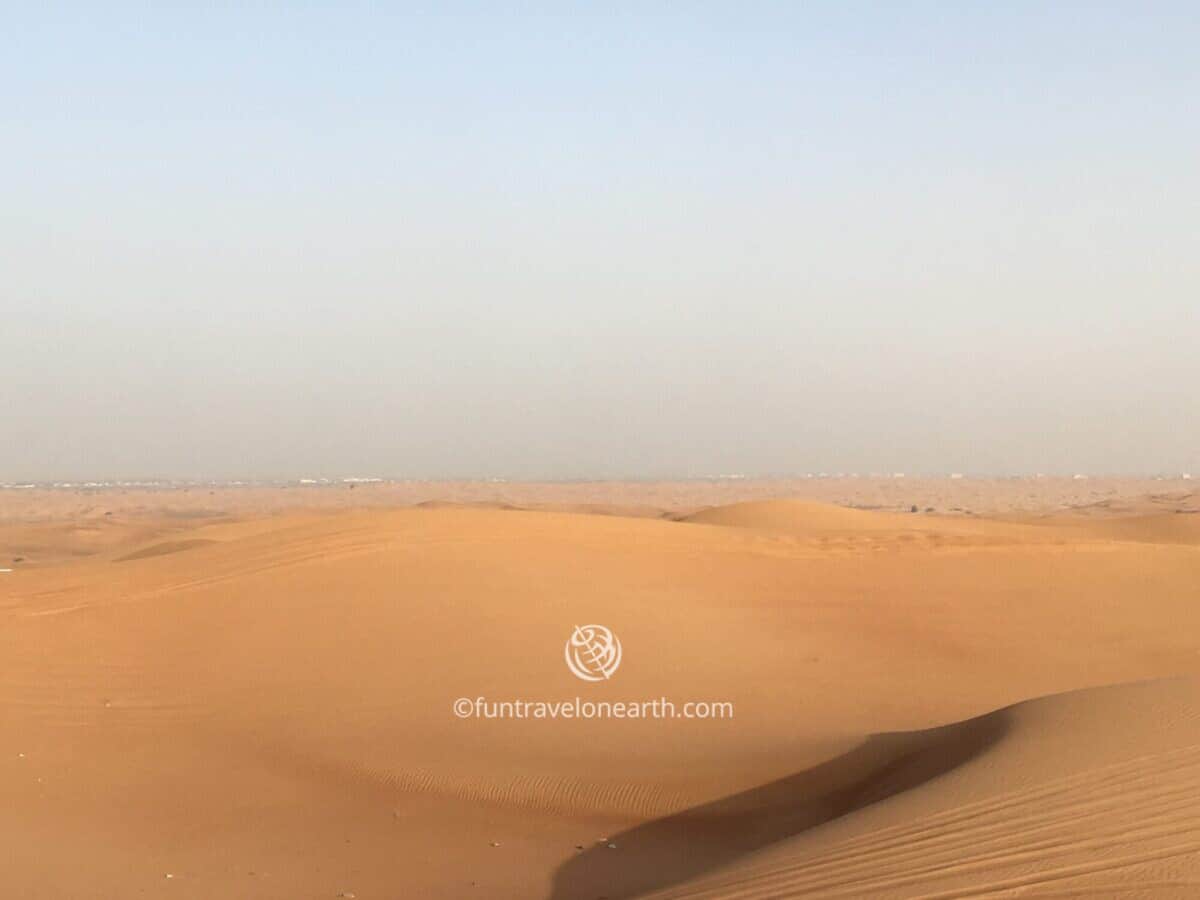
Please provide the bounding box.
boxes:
[642,677,1200,899]
[684,498,927,532]
[2,491,1199,897]
[681,498,1044,545]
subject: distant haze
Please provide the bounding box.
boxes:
[3,5,1197,481]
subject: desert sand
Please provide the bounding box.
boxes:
[1,480,1198,898]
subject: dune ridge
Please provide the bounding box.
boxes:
[643,677,1200,899]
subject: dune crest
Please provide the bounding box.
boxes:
[115,538,221,562]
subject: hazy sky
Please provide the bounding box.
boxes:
[3,4,1197,480]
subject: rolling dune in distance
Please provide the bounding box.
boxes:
[2,483,1199,898]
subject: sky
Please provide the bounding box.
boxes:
[2,3,1198,480]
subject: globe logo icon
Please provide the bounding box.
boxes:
[565,624,622,681]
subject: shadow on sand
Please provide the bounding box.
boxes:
[549,708,1010,899]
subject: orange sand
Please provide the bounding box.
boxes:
[1,482,1198,898]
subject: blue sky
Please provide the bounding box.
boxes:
[3,4,1198,478]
